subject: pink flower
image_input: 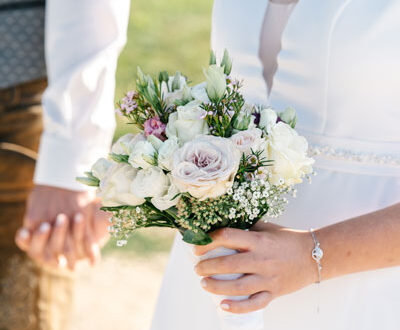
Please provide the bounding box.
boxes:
[144,116,166,140]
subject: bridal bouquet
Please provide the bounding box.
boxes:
[78,50,314,330]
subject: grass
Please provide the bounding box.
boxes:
[114,0,213,139]
[103,0,213,255]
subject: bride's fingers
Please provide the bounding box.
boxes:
[46,214,68,259]
[195,252,255,276]
[27,222,51,262]
[15,228,31,251]
[221,291,273,314]
[193,228,254,256]
[200,274,262,296]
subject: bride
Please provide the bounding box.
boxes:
[150,0,400,329]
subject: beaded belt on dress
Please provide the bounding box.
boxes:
[301,131,400,177]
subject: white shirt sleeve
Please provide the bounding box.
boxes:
[34,0,131,191]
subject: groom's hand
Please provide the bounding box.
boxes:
[15,184,107,269]
[193,223,317,314]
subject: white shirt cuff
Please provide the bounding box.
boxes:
[34,131,114,191]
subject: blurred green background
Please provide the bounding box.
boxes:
[103,0,214,256]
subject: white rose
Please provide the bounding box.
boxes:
[131,166,169,198]
[166,100,209,144]
[112,133,145,155]
[98,163,145,207]
[191,82,210,103]
[151,174,180,210]
[204,65,227,101]
[91,158,113,180]
[128,140,156,169]
[265,122,314,185]
[158,137,179,171]
[259,108,278,134]
[171,135,241,200]
[230,128,265,156]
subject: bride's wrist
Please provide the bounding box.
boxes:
[299,230,322,285]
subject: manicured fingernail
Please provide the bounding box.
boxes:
[58,255,67,268]
[74,213,83,223]
[221,303,230,311]
[91,244,101,262]
[19,228,30,239]
[200,279,207,288]
[39,222,50,233]
[56,214,65,226]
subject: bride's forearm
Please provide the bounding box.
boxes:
[316,202,400,281]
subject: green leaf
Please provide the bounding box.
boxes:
[221,49,232,75]
[209,50,217,65]
[182,229,213,245]
[76,176,99,187]
[110,153,129,163]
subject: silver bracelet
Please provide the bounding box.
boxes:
[309,228,323,284]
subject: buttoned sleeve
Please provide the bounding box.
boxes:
[34,0,131,190]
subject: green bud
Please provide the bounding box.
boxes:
[279,106,297,128]
[209,50,217,65]
[203,65,227,102]
[233,112,251,130]
[220,49,232,75]
[171,71,182,92]
[158,71,169,85]
[147,135,163,150]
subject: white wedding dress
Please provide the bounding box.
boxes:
[150,1,400,329]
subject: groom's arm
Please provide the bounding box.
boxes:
[17,0,131,267]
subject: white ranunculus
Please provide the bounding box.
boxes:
[91,158,113,180]
[230,128,265,156]
[151,174,180,210]
[265,122,314,186]
[158,136,180,171]
[98,163,145,207]
[161,76,189,106]
[191,82,210,103]
[128,140,156,169]
[131,166,169,198]
[165,100,209,144]
[204,65,227,101]
[171,135,241,200]
[259,108,278,134]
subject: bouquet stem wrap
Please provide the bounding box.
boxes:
[192,246,264,330]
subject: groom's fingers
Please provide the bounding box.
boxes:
[83,218,101,266]
[47,214,69,258]
[15,227,31,251]
[221,291,273,314]
[72,213,85,258]
[195,252,256,276]
[27,222,51,261]
[193,228,254,256]
[200,274,262,296]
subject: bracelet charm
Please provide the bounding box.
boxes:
[310,228,323,283]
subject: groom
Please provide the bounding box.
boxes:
[0,0,130,329]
